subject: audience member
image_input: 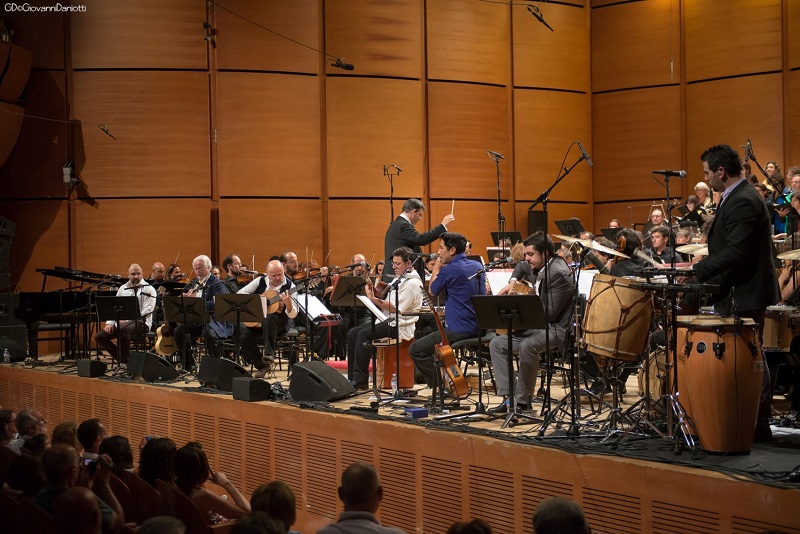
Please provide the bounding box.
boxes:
[16,407,47,439]
[138,516,186,534]
[532,497,591,534]
[173,441,251,522]
[53,486,102,534]
[37,444,125,534]
[51,421,83,455]
[251,480,297,533]
[317,461,407,534]
[139,436,177,488]
[21,432,48,456]
[447,519,493,534]
[231,512,285,534]
[99,435,135,478]
[7,453,46,499]
[0,408,18,450]
[77,418,108,462]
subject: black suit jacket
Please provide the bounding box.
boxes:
[383,215,446,282]
[694,180,780,313]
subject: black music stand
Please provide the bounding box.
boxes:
[331,276,367,350]
[600,227,622,242]
[471,295,547,428]
[555,219,585,238]
[163,295,206,377]
[214,294,264,369]
[95,296,141,374]
[490,231,523,246]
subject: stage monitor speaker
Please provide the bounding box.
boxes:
[78,359,107,378]
[232,377,273,402]
[127,352,179,382]
[528,210,548,235]
[0,293,21,326]
[197,357,250,392]
[0,216,14,239]
[289,360,354,402]
[0,324,26,360]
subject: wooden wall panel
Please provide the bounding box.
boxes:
[72,199,211,273]
[591,0,680,93]
[789,71,800,168]
[686,74,784,173]
[219,200,323,269]
[326,78,423,198]
[325,0,423,79]
[0,200,69,292]
[790,0,800,70]
[71,71,210,197]
[71,0,207,69]
[215,0,319,73]
[592,86,682,202]
[426,0,510,86]
[516,202,592,237]
[513,3,590,92]
[685,0,782,82]
[2,6,65,70]
[327,200,391,268]
[514,89,592,202]
[217,73,321,198]
[0,71,69,199]
[428,83,509,199]
[430,200,514,263]
[0,102,24,167]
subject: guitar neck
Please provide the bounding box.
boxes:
[428,301,449,345]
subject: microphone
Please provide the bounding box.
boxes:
[331,58,355,71]
[391,164,403,173]
[240,269,259,275]
[651,170,687,178]
[487,257,513,267]
[527,4,554,32]
[343,261,367,270]
[410,253,438,259]
[577,142,593,167]
[486,150,504,160]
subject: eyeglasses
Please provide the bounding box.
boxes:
[392,261,406,267]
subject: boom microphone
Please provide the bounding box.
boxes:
[651,170,687,178]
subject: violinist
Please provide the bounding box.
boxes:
[497,243,534,295]
[167,263,184,281]
[372,261,384,279]
[609,228,649,277]
[149,262,165,283]
[237,260,298,378]
[211,265,222,277]
[345,247,424,390]
[280,251,299,279]
[221,254,245,293]
[173,255,232,371]
[336,254,373,332]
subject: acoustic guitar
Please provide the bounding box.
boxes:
[428,302,469,398]
[243,286,299,328]
[154,286,177,356]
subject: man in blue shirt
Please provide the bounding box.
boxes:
[409,232,484,391]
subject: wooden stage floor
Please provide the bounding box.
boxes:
[1,355,800,533]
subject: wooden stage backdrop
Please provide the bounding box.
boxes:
[2,365,799,534]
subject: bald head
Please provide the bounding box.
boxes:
[43,444,79,487]
[338,461,382,512]
[532,497,590,534]
[54,487,102,534]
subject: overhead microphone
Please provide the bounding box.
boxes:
[577,142,593,167]
[487,150,504,160]
[527,4,554,32]
[391,164,403,173]
[651,170,687,178]
[331,58,355,71]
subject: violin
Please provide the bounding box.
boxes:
[236,269,259,285]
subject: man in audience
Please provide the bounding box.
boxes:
[251,481,297,533]
[317,461,407,533]
[77,418,108,463]
[138,517,186,534]
[532,497,591,533]
[37,444,125,534]
[53,486,103,534]
[10,407,47,452]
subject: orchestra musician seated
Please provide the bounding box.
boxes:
[649,226,683,264]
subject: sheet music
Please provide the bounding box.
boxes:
[486,268,513,295]
[358,295,388,322]
[576,269,598,297]
[291,293,332,318]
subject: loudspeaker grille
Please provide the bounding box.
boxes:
[244,423,271,495]
[422,456,462,534]
[379,448,416,533]
[306,434,338,520]
[170,410,192,449]
[218,418,243,488]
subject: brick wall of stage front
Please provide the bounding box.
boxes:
[1,366,799,533]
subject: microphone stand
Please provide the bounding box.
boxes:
[529,147,590,240]
[384,165,400,224]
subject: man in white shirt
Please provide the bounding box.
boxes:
[94,263,156,364]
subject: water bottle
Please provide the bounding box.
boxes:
[391,373,398,395]
[3,348,10,363]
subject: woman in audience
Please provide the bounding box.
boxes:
[173,441,250,522]
[250,480,297,533]
[1,409,18,449]
[138,436,177,488]
[51,420,84,455]
[99,435,135,478]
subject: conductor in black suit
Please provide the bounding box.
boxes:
[383,198,455,283]
[693,144,780,442]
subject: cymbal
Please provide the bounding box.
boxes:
[589,240,629,259]
[676,244,709,256]
[777,249,800,261]
[551,234,588,244]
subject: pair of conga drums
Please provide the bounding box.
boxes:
[582,275,763,453]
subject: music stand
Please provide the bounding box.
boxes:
[163,296,206,376]
[600,227,622,242]
[555,219,585,238]
[330,276,367,307]
[490,231,523,246]
[214,294,265,368]
[471,295,547,428]
[95,296,141,373]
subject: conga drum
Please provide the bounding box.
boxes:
[680,316,762,453]
[674,316,698,421]
[763,305,800,352]
[582,274,653,362]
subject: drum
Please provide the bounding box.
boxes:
[582,274,653,361]
[763,305,800,352]
[637,349,666,414]
[679,316,762,453]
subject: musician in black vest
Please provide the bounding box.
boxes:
[693,144,781,442]
[237,260,298,378]
[382,198,454,283]
[174,255,233,370]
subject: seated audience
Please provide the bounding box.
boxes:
[77,418,108,462]
[0,408,18,451]
[51,421,83,455]
[138,516,186,534]
[21,432,48,456]
[173,441,250,522]
[532,497,591,534]
[53,486,103,534]
[447,519,493,534]
[231,512,285,534]
[317,461,407,533]
[7,453,47,500]
[138,437,177,488]
[251,480,297,533]
[99,435,135,478]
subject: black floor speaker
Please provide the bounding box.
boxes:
[128,352,179,382]
[197,357,250,392]
[78,360,107,377]
[232,377,273,402]
[0,324,27,361]
[289,360,354,402]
